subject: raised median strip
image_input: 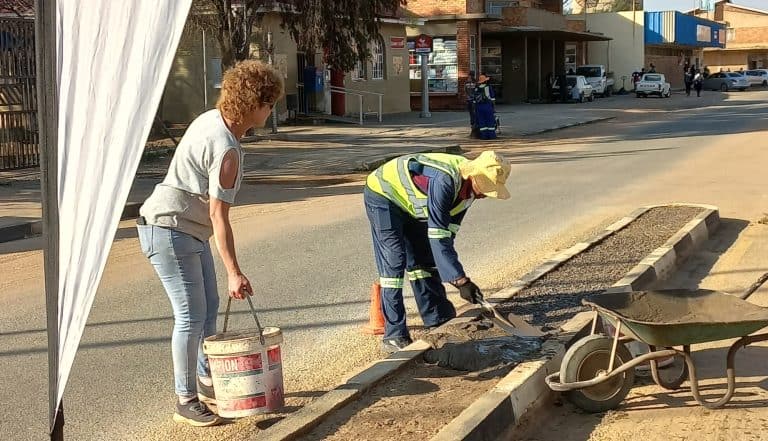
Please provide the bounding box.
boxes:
[430,203,720,441]
[258,204,717,440]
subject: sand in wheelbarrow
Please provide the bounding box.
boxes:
[591,289,768,325]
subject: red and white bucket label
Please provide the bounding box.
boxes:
[209,346,284,418]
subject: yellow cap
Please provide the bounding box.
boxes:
[459,151,511,200]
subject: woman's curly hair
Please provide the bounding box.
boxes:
[216,60,284,124]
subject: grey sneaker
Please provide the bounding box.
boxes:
[197,378,216,403]
[381,337,413,354]
[173,399,221,427]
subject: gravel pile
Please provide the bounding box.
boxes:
[497,206,704,330]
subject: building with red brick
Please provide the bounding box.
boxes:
[690,0,768,71]
[404,0,610,109]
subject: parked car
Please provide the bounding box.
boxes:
[745,69,768,87]
[552,75,594,103]
[574,65,614,97]
[703,72,750,91]
[635,73,671,98]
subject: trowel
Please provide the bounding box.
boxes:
[477,298,545,338]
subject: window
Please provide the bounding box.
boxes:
[408,37,458,93]
[726,28,735,42]
[352,59,367,81]
[469,35,477,75]
[371,38,385,80]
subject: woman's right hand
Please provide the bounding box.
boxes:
[228,273,253,300]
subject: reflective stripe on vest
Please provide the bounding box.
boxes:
[366,153,470,220]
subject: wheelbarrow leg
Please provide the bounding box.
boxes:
[684,341,740,409]
[648,344,689,390]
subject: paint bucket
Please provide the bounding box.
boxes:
[203,297,285,418]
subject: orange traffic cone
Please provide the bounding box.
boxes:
[362,282,385,335]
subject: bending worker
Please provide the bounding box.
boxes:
[364,151,511,353]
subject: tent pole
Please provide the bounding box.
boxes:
[35,0,63,439]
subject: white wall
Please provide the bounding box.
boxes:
[585,11,645,91]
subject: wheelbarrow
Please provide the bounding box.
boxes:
[545,273,768,412]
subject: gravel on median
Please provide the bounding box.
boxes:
[497,206,704,330]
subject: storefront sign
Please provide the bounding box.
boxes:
[390,37,405,49]
[414,34,433,54]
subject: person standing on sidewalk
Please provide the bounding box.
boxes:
[684,67,694,96]
[694,69,704,97]
[364,151,511,353]
[473,74,497,140]
[137,60,283,427]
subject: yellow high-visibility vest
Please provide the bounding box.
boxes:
[366,153,472,220]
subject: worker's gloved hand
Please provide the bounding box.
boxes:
[457,279,483,304]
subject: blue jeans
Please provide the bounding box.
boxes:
[364,187,456,339]
[137,225,219,398]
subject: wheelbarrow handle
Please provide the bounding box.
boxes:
[740,271,768,300]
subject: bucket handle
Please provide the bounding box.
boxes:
[222,296,266,346]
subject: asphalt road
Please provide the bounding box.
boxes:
[2,90,767,440]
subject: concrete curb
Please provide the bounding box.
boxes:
[0,202,144,244]
[430,203,720,441]
[258,205,653,441]
[519,116,615,136]
[355,144,464,172]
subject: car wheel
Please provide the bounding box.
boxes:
[606,86,613,97]
[636,93,641,98]
[763,80,768,87]
[720,83,728,92]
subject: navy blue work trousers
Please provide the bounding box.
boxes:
[364,187,457,339]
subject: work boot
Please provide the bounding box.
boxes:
[173,399,221,427]
[197,377,216,403]
[381,337,413,354]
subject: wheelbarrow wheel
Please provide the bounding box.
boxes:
[560,334,635,413]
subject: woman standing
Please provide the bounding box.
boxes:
[473,73,497,140]
[137,61,284,427]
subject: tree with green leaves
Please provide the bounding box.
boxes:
[189,0,405,71]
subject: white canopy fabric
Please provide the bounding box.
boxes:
[54,0,192,408]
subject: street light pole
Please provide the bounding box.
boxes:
[267,31,278,134]
[420,54,431,118]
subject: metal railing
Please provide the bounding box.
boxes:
[328,86,383,125]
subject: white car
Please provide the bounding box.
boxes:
[636,73,671,98]
[745,69,768,87]
[553,75,594,103]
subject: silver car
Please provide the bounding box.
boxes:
[703,72,750,91]
[745,69,768,87]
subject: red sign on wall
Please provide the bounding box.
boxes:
[414,34,433,54]
[390,36,406,49]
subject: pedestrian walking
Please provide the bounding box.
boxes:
[694,69,704,97]
[137,60,284,427]
[473,74,497,140]
[364,151,511,353]
[684,67,695,96]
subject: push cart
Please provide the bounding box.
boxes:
[545,273,768,412]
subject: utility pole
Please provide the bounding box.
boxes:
[267,31,278,134]
[35,0,63,439]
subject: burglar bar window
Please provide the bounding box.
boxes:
[352,59,367,81]
[371,38,385,80]
[470,35,477,75]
